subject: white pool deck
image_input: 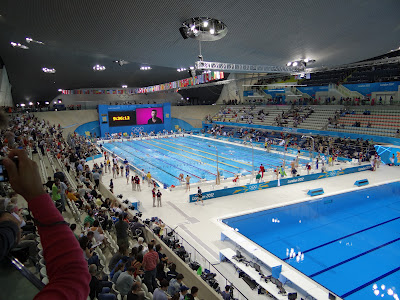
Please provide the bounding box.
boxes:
[87,152,400,299]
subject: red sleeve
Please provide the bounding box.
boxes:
[29,193,91,299]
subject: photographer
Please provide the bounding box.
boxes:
[2,149,91,298]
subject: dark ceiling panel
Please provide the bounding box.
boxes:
[0,0,399,102]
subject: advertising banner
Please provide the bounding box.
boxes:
[189,165,372,202]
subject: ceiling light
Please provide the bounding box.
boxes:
[10,42,29,50]
[42,67,56,74]
[122,85,128,88]
[114,59,129,66]
[45,101,49,105]
[304,58,309,63]
[140,66,151,70]
[20,103,25,107]
[28,102,33,105]
[181,17,228,41]
[54,101,57,104]
[25,37,44,45]
[292,62,298,67]
[287,62,292,66]
[189,66,195,70]
[93,64,106,71]
[57,89,63,92]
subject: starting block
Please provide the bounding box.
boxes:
[355,179,369,187]
[307,188,324,196]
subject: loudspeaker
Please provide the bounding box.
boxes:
[179,27,189,39]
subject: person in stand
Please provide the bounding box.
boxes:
[142,243,159,293]
[221,285,231,300]
[196,187,203,206]
[156,190,162,207]
[1,149,91,298]
[184,286,199,300]
[185,175,191,192]
[152,188,156,207]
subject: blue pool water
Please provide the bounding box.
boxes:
[222,182,400,300]
[102,136,308,186]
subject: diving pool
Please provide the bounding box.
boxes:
[102,136,308,187]
[222,182,400,300]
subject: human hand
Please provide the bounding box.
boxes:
[3,149,46,202]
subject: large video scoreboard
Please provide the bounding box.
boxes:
[98,103,171,136]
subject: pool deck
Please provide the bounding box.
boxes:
[88,155,400,298]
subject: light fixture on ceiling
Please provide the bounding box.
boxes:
[121,85,128,88]
[20,103,26,107]
[42,67,56,74]
[177,68,187,72]
[25,37,44,45]
[45,101,49,105]
[93,64,106,71]
[28,102,33,106]
[57,89,63,92]
[286,59,316,68]
[114,59,129,66]
[10,42,29,49]
[140,66,151,70]
[179,17,228,41]
[189,66,195,70]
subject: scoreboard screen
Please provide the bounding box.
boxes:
[108,111,136,127]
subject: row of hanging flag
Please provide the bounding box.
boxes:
[62,71,224,95]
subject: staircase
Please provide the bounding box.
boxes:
[337,84,364,99]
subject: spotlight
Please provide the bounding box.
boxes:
[189,66,195,70]
[190,25,195,31]
[292,62,298,67]
[20,103,26,107]
[25,37,44,45]
[304,58,309,63]
[121,85,128,88]
[42,67,56,74]
[57,89,63,92]
[210,28,215,34]
[10,42,29,49]
[140,66,151,70]
[287,62,292,66]
[93,64,106,71]
[45,101,49,105]
[203,20,209,27]
[28,102,33,106]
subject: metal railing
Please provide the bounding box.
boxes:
[149,223,249,300]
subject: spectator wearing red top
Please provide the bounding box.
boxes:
[142,243,159,292]
[2,149,91,299]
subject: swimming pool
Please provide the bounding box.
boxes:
[102,136,308,187]
[222,182,400,300]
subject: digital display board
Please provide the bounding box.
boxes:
[136,107,164,125]
[108,111,136,127]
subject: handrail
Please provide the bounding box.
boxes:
[160,223,249,300]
